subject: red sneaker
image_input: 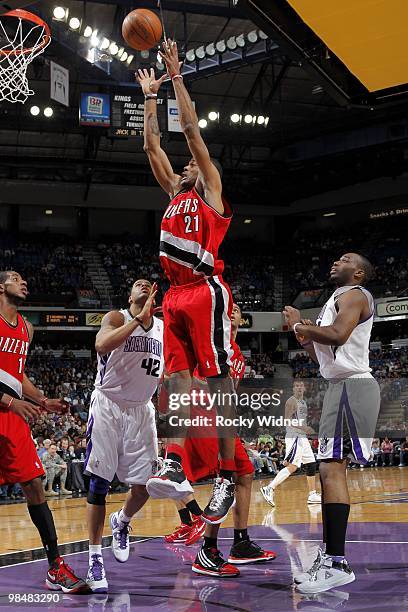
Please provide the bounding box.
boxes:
[164,523,192,544]
[185,515,206,546]
[228,540,277,564]
[46,557,88,593]
[192,547,240,578]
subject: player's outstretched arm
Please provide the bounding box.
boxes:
[160,40,223,213]
[96,284,158,355]
[137,68,181,197]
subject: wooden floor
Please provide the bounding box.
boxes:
[0,467,407,556]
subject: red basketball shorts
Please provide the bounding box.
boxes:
[163,275,233,378]
[0,410,44,486]
[183,436,254,483]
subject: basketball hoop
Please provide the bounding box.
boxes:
[0,9,51,103]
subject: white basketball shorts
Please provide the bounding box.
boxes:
[284,436,315,468]
[84,388,158,485]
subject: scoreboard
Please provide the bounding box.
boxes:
[110,94,165,138]
[41,312,81,326]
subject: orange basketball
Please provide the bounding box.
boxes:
[122,8,163,51]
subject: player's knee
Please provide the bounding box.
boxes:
[236,472,253,488]
[305,462,317,477]
[87,476,110,506]
[21,477,44,504]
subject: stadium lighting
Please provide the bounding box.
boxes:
[100,37,110,51]
[117,47,125,59]
[44,107,54,118]
[30,105,40,116]
[236,34,245,48]
[258,30,268,40]
[215,40,226,53]
[195,46,205,60]
[226,37,237,50]
[323,212,337,217]
[83,25,93,37]
[244,114,253,124]
[208,111,218,121]
[247,30,258,44]
[69,17,81,30]
[205,43,216,57]
[53,6,67,21]
[140,49,150,59]
[120,51,128,62]
[198,119,208,128]
[244,219,252,224]
[45,209,53,215]
[90,31,100,47]
[126,55,134,65]
[231,113,241,123]
[257,115,265,125]
[185,49,195,62]
[265,117,270,126]
[109,42,119,55]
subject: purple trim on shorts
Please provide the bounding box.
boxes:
[84,414,94,471]
[333,388,344,459]
[341,384,365,463]
[285,438,298,464]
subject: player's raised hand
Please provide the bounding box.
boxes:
[136,67,167,95]
[7,398,41,420]
[283,306,301,330]
[139,282,158,326]
[159,38,182,78]
[42,398,70,414]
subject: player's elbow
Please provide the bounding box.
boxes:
[95,339,107,355]
[331,331,349,347]
[182,122,199,138]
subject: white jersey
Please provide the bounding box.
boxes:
[314,285,374,380]
[286,395,308,437]
[94,309,164,407]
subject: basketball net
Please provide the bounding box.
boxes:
[0,10,51,104]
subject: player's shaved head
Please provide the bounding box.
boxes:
[330,253,374,287]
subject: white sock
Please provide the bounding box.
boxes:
[89,544,102,562]
[270,467,291,489]
[118,508,132,526]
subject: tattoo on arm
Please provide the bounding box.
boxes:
[148,114,160,136]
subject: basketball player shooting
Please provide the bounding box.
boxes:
[85,279,163,593]
[0,271,87,593]
[283,253,380,593]
[138,39,237,524]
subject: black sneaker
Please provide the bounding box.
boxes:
[228,539,277,564]
[202,477,235,525]
[146,458,193,499]
[192,547,240,577]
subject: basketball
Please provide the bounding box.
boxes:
[122,8,163,51]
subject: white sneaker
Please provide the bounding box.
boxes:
[294,547,324,584]
[307,490,322,504]
[146,458,194,499]
[297,555,355,594]
[110,511,130,563]
[86,554,108,593]
[260,485,275,506]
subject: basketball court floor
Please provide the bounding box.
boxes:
[0,468,407,610]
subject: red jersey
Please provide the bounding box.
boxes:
[230,338,245,382]
[0,312,30,399]
[160,186,232,286]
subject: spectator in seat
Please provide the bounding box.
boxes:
[399,436,408,467]
[37,438,51,460]
[370,440,381,467]
[381,437,394,466]
[42,443,71,496]
[74,438,87,460]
